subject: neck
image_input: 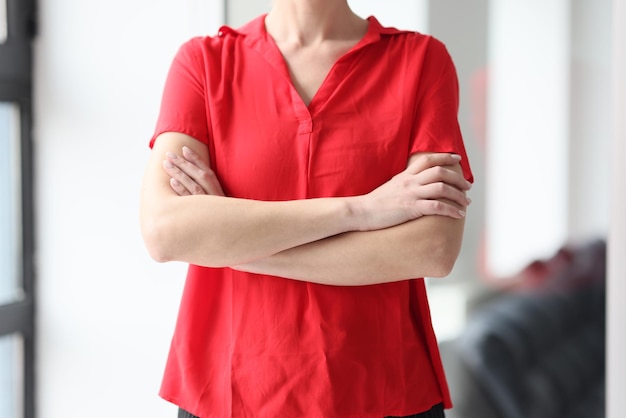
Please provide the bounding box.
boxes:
[266,0,365,46]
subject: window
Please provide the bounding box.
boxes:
[0,102,22,305]
[0,0,37,417]
[0,0,7,44]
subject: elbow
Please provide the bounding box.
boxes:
[425,234,463,278]
[141,216,176,263]
[145,245,172,264]
[427,256,457,278]
[140,211,233,267]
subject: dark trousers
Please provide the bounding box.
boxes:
[178,403,445,418]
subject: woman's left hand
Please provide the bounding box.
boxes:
[162,146,224,196]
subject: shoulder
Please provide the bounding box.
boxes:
[371,18,452,66]
[391,31,456,78]
[169,33,236,79]
[174,15,264,66]
[393,31,451,61]
[175,34,227,60]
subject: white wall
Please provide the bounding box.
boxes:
[486,0,571,277]
[607,1,626,416]
[225,0,428,32]
[486,0,611,278]
[569,0,612,241]
[34,1,223,417]
[347,0,428,32]
[226,0,270,27]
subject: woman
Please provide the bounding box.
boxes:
[140,0,473,417]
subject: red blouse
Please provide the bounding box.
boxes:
[151,15,473,418]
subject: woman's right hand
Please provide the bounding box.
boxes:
[349,153,471,231]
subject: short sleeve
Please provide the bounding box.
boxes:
[411,38,473,182]
[149,38,211,148]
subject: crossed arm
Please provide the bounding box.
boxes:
[140,132,472,286]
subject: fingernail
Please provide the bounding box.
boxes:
[451,154,462,161]
[166,152,177,159]
[182,146,191,154]
[467,197,472,205]
[466,181,473,189]
[163,160,174,169]
[459,210,466,217]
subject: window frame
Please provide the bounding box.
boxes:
[0,0,37,417]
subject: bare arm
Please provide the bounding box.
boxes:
[234,163,466,285]
[233,152,467,285]
[148,134,471,284]
[235,219,464,285]
[141,133,358,266]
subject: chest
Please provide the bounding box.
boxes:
[207,40,418,200]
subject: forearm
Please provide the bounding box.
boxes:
[233,214,466,286]
[141,133,371,266]
[141,193,357,267]
[142,134,470,270]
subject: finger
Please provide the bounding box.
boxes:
[169,177,191,196]
[166,151,206,180]
[181,147,225,196]
[414,199,467,219]
[182,146,212,173]
[191,165,224,196]
[406,153,462,175]
[163,159,207,195]
[416,165,472,191]
[167,151,224,196]
[181,147,225,195]
[201,169,225,196]
[417,182,471,207]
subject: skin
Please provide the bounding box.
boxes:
[139,0,472,286]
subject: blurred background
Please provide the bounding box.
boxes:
[0,0,624,417]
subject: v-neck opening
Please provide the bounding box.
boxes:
[253,15,384,114]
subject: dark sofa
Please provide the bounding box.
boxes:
[450,240,606,418]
